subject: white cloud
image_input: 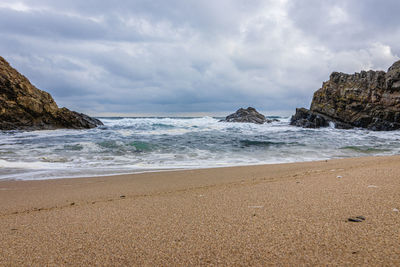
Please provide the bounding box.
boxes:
[328,6,349,25]
[0,2,34,12]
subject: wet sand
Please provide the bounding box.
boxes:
[1,156,400,265]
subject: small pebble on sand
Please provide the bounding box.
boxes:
[348,218,362,222]
[348,216,365,222]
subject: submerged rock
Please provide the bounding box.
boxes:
[0,56,103,130]
[222,107,269,124]
[291,60,400,131]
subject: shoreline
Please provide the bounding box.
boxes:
[0,155,384,182]
[0,154,374,183]
[1,155,400,265]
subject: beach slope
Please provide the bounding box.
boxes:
[1,156,400,265]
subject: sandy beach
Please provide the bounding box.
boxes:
[1,156,400,265]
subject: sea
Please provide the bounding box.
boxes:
[0,116,399,180]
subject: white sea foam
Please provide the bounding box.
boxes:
[0,116,399,180]
[0,159,66,169]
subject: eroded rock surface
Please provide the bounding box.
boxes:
[291,60,400,131]
[0,56,103,130]
[223,107,269,124]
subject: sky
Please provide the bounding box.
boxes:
[0,0,399,117]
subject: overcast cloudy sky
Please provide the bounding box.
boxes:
[1,0,399,116]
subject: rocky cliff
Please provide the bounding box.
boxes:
[291,60,400,131]
[0,56,103,130]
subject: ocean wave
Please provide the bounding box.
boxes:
[1,116,400,180]
[340,146,390,153]
[239,140,290,147]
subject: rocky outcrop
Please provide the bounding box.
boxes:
[291,60,400,131]
[222,107,273,124]
[0,56,102,130]
[290,108,329,128]
[290,108,353,129]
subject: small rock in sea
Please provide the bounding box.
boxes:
[222,107,268,124]
[393,208,399,212]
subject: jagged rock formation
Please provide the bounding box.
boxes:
[222,107,273,124]
[0,56,103,130]
[290,108,329,128]
[291,60,400,131]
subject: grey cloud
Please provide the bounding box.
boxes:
[0,10,105,40]
[288,0,400,51]
[0,0,399,116]
[32,0,265,33]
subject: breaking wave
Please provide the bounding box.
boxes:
[1,116,400,180]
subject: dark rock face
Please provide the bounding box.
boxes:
[386,60,400,90]
[290,108,353,129]
[291,60,400,131]
[290,108,329,128]
[0,56,103,130]
[223,107,268,124]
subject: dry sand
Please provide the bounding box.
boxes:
[1,156,400,266]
